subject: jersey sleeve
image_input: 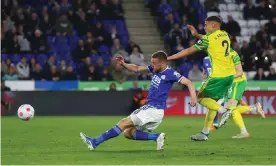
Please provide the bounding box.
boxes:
[147,65,153,73]
[231,49,241,66]
[167,70,184,83]
[193,36,209,51]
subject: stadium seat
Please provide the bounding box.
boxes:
[239,3,245,10]
[98,45,110,54]
[100,53,111,67]
[260,20,269,26]
[23,53,34,62]
[68,35,80,49]
[246,71,256,80]
[10,54,21,64]
[271,62,276,70]
[1,53,8,61]
[218,4,227,11]
[36,54,48,66]
[90,53,100,64]
[121,35,129,47]
[207,12,219,17]
[56,36,68,45]
[115,20,126,27]
[237,20,247,28]
[47,36,55,44]
[72,29,78,36]
[227,3,239,11]
[58,52,72,61]
[232,11,243,20]
[179,63,192,78]
[57,43,70,54]
[249,28,259,35]
[242,36,251,43]
[224,0,235,3]
[102,20,115,27]
[241,29,250,36]
[219,12,229,21]
[247,20,260,28]
[48,38,57,53]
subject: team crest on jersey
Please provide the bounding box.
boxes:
[197,39,203,45]
[161,75,166,79]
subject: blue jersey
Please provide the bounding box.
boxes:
[203,56,211,77]
[147,65,183,109]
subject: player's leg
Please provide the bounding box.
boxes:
[211,98,224,130]
[123,127,165,150]
[210,112,219,130]
[123,127,160,141]
[223,81,250,138]
[191,76,234,141]
[127,106,165,150]
[235,104,265,117]
[219,81,265,128]
[219,82,241,128]
[80,116,134,150]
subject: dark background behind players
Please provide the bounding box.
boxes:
[1,0,275,83]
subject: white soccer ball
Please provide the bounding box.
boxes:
[17,104,35,120]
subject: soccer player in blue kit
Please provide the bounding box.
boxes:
[80,51,197,151]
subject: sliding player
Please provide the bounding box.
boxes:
[80,51,197,150]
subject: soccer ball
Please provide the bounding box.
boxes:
[17,104,35,120]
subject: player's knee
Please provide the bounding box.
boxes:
[117,117,134,131]
[123,128,136,139]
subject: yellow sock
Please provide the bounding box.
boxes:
[198,98,222,111]
[232,109,246,129]
[204,109,217,128]
[235,106,251,114]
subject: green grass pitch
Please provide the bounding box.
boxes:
[2,116,276,165]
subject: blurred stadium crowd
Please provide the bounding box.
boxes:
[1,0,276,82]
[146,0,276,80]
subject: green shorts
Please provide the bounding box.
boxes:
[225,80,247,104]
[199,75,234,100]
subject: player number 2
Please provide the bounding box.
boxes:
[222,40,229,56]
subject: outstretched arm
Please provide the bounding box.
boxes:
[187,25,204,39]
[167,46,198,60]
[116,56,149,73]
[179,77,197,107]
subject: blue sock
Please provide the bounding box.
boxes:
[213,112,219,125]
[95,125,122,146]
[132,130,160,141]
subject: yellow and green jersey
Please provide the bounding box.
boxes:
[193,30,235,77]
[230,49,247,82]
